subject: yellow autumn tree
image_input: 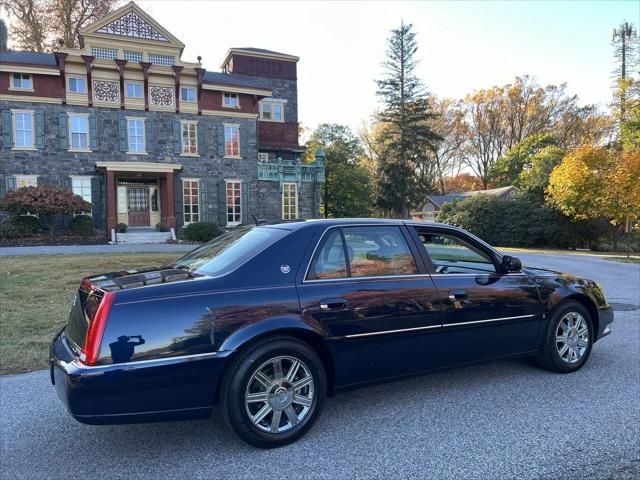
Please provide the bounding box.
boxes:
[546,146,613,221]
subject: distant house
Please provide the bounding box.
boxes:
[411,186,519,221]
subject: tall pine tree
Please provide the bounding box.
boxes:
[376,22,440,217]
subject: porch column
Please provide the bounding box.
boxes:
[164,172,177,229]
[106,170,117,233]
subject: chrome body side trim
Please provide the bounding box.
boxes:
[336,314,538,340]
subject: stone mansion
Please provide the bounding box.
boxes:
[0,1,324,235]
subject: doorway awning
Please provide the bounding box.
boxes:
[96,161,182,173]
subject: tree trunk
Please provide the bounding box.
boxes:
[612,224,619,252]
[47,215,55,240]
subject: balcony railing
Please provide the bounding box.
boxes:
[258,157,325,184]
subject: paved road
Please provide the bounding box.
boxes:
[0,243,195,256]
[1,253,639,479]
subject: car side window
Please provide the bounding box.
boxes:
[306,229,348,280]
[342,226,418,278]
[418,231,497,274]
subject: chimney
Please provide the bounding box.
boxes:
[0,19,7,51]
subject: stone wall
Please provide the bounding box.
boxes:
[0,100,322,232]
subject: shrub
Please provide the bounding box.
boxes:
[0,184,91,239]
[0,215,40,238]
[68,215,95,236]
[156,222,169,232]
[437,194,571,248]
[117,223,128,233]
[181,222,222,242]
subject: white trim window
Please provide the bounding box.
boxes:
[259,101,284,122]
[91,47,117,60]
[71,176,92,213]
[226,180,242,226]
[224,124,240,157]
[67,77,86,94]
[282,182,298,220]
[149,54,175,66]
[127,118,146,153]
[11,73,32,90]
[68,114,90,151]
[182,179,200,224]
[223,92,239,108]
[126,82,143,98]
[181,87,196,103]
[181,121,198,155]
[15,175,38,188]
[12,110,34,149]
[124,50,143,62]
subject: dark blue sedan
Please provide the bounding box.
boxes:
[50,219,614,448]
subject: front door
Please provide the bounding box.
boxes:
[297,225,441,387]
[410,226,542,367]
[127,187,150,226]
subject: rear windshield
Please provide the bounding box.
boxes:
[172,226,288,276]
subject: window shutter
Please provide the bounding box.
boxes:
[5,176,16,192]
[145,119,154,153]
[240,124,248,159]
[91,177,102,228]
[89,114,98,150]
[118,115,127,152]
[197,122,206,156]
[241,182,249,224]
[2,110,13,148]
[175,178,184,228]
[217,125,224,157]
[217,180,227,226]
[59,113,68,150]
[199,179,208,222]
[34,111,45,149]
[173,120,181,154]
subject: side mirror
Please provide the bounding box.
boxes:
[501,255,522,273]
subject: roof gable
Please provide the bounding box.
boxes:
[80,2,184,50]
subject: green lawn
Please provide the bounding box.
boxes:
[605,256,640,264]
[0,253,180,375]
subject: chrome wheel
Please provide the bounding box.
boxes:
[555,311,589,364]
[245,355,315,434]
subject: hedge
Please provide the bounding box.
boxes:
[0,215,40,238]
[181,222,223,242]
[68,215,95,236]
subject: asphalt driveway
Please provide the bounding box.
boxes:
[1,252,639,479]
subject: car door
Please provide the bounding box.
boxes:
[297,224,441,387]
[408,225,543,367]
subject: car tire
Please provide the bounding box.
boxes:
[537,300,594,373]
[219,336,326,448]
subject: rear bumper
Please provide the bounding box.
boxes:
[595,305,614,341]
[50,330,233,424]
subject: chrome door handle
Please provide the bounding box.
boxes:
[448,290,468,301]
[320,298,348,311]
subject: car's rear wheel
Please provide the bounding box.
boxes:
[219,337,326,448]
[537,300,594,373]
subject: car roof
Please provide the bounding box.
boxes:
[263,218,451,231]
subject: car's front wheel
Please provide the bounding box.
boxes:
[537,300,594,373]
[220,336,326,448]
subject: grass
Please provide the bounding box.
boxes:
[0,253,180,375]
[604,256,640,264]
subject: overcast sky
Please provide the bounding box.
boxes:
[32,1,640,133]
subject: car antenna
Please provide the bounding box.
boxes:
[251,214,267,226]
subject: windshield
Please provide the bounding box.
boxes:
[172,226,288,276]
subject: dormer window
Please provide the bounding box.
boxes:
[11,73,32,90]
[223,93,239,108]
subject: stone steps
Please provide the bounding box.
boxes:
[116,231,173,244]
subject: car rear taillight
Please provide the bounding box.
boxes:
[80,291,115,365]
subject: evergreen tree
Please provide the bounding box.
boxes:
[375,22,440,217]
